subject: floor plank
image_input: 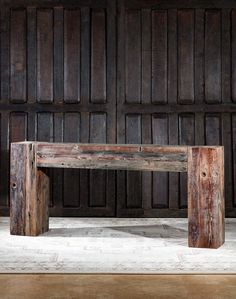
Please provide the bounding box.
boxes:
[0,274,236,299]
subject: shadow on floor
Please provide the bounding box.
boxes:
[43,224,188,239]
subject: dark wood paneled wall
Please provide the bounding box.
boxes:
[0,0,236,217]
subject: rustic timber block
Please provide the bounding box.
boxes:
[10,142,225,248]
[10,142,49,236]
[188,147,225,249]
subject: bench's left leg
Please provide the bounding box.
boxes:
[10,142,49,236]
[187,147,225,248]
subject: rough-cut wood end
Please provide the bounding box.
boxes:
[10,142,49,236]
[188,146,225,249]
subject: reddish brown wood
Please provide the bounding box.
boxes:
[10,142,49,236]
[10,141,225,248]
[36,142,188,172]
[188,146,225,248]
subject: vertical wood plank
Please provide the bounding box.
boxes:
[179,114,195,208]
[10,142,49,236]
[195,9,204,102]
[91,9,106,103]
[106,0,116,142]
[231,10,236,103]
[89,113,107,207]
[64,9,80,103]
[141,9,151,104]
[54,7,64,103]
[221,9,231,103]
[10,9,26,102]
[126,114,142,208]
[142,114,152,211]
[169,113,179,208]
[168,9,177,104]
[188,147,225,248]
[195,113,205,145]
[152,10,167,104]
[37,113,53,207]
[232,114,236,206]
[125,10,141,103]
[52,113,63,209]
[37,9,53,103]
[205,10,221,103]
[222,113,233,208]
[80,7,90,106]
[178,9,194,103]
[63,113,80,207]
[9,113,27,142]
[152,114,168,208]
[205,114,221,145]
[79,112,90,209]
[27,7,37,103]
[0,113,9,207]
[37,113,53,142]
[1,7,10,102]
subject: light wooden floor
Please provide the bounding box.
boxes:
[0,274,236,299]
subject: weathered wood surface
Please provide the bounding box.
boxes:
[10,141,225,248]
[36,142,188,172]
[10,142,49,236]
[188,146,225,248]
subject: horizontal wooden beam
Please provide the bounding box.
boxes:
[35,142,188,172]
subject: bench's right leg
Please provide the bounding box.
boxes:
[10,142,49,236]
[187,146,225,248]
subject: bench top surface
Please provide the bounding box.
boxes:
[12,141,223,150]
[10,142,223,173]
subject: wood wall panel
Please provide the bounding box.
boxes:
[91,9,106,103]
[63,113,80,207]
[152,114,168,208]
[37,9,53,103]
[126,114,142,208]
[89,112,107,207]
[233,114,236,207]
[27,7,37,103]
[10,9,26,102]
[9,113,27,142]
[178,9,194,103]
[0,0,236,217]
[205,114,221,145]
[205,10,222,103]
[125,10,141,103]
[64,9,81,103]
[54,7,64,103]
[151,10,167,104]
[179,114,195,208]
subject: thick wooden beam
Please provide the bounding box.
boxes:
[36,142,188,172]
[187,146,225,248]
[10,142,49,236]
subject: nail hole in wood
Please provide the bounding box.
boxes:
[12,183,17,189]
[202,172,207,177]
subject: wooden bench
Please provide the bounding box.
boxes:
[10,142,225,248]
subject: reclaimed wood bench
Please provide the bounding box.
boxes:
[10,142,225,248]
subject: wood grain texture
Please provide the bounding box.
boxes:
[37,9,53,103]
[178,9,194,103]
[151,10,167,104]
[205,10,221,103]
[10,142,49,236]
[10,141,225,247]
[10,9,26,102]
[2,0,236,218]
[188,147,225,248]
[64,9,80,103]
